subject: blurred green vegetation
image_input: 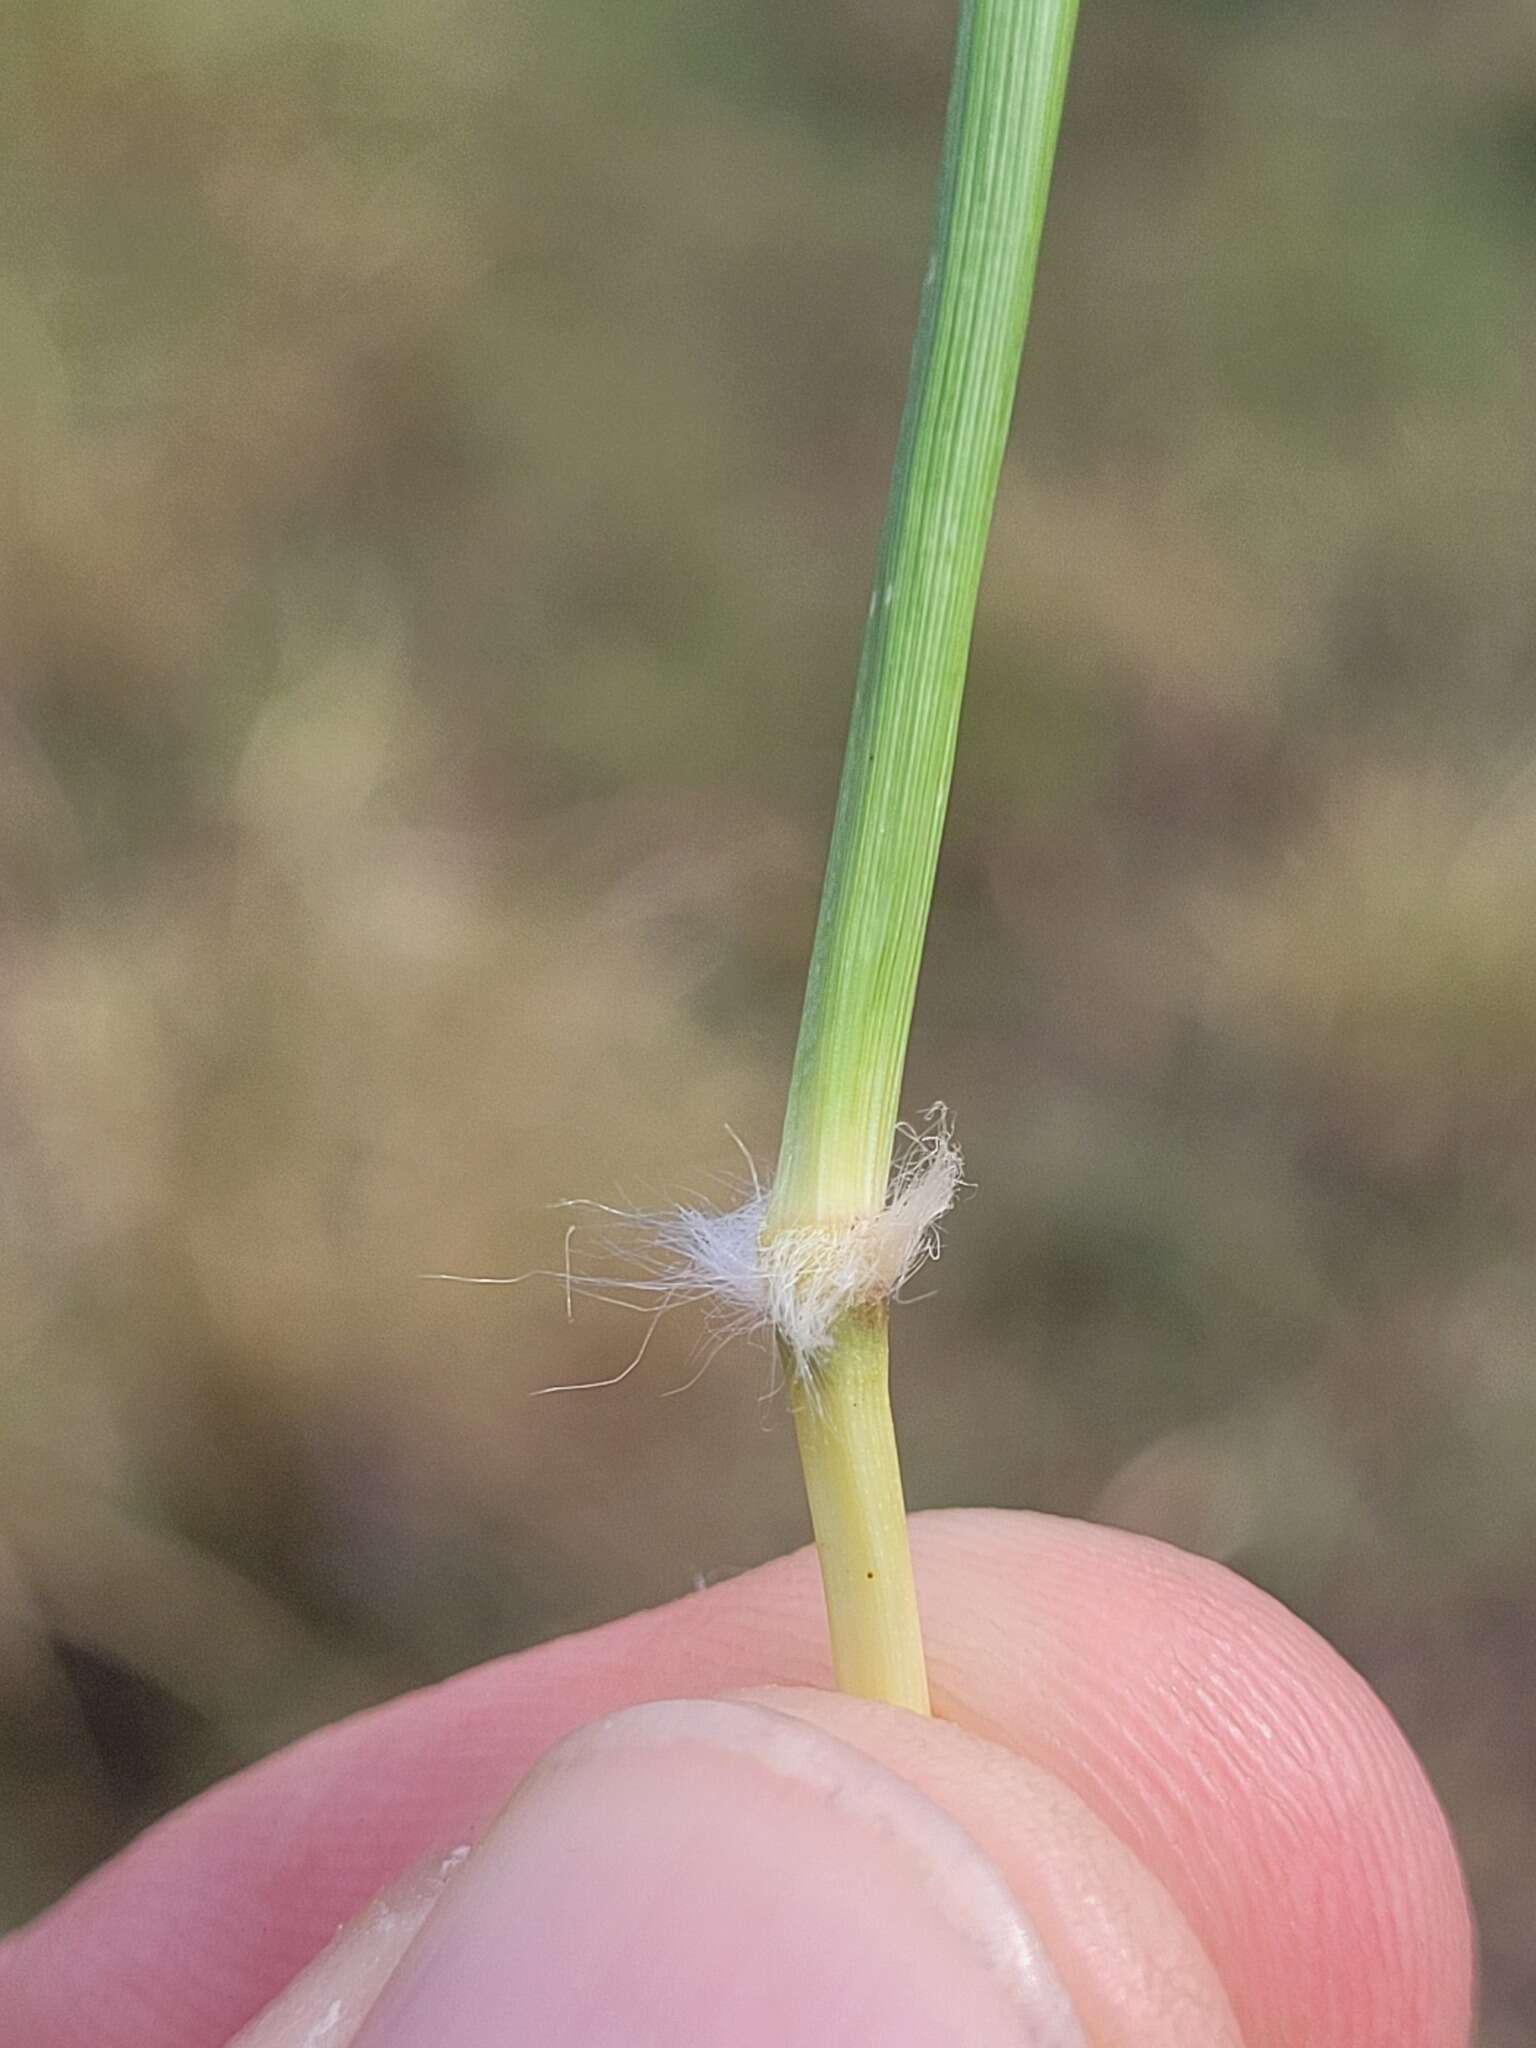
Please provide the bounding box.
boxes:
[3,0,1535,2034]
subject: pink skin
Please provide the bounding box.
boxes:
[0,1510,1473,2047]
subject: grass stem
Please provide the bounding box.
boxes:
[768,0,1079,1710]
[789,1309,930,1713]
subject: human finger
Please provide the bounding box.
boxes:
[0,1510,1472,2048]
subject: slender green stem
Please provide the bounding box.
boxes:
[770,0,1079,1230]
[768,0,1079,1708]
[789,1309,930,1713]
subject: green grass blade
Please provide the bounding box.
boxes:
[771,0,1079,1229]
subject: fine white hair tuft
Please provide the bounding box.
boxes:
[644,1107,964,1376]
[428,1109,965,1390]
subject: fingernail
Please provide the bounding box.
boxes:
[351,1697,1085,2047]
[229,1842,473,2046]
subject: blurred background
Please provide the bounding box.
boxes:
[2,0,1534,2034]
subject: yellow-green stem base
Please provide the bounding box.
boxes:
[789,1308,931,1715]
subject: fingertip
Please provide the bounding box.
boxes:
[903,1510,1475,2048]
[334,1699,1092,2048]
[735,1684,1243,2048]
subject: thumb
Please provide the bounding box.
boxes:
[233,1694,1236,2048]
